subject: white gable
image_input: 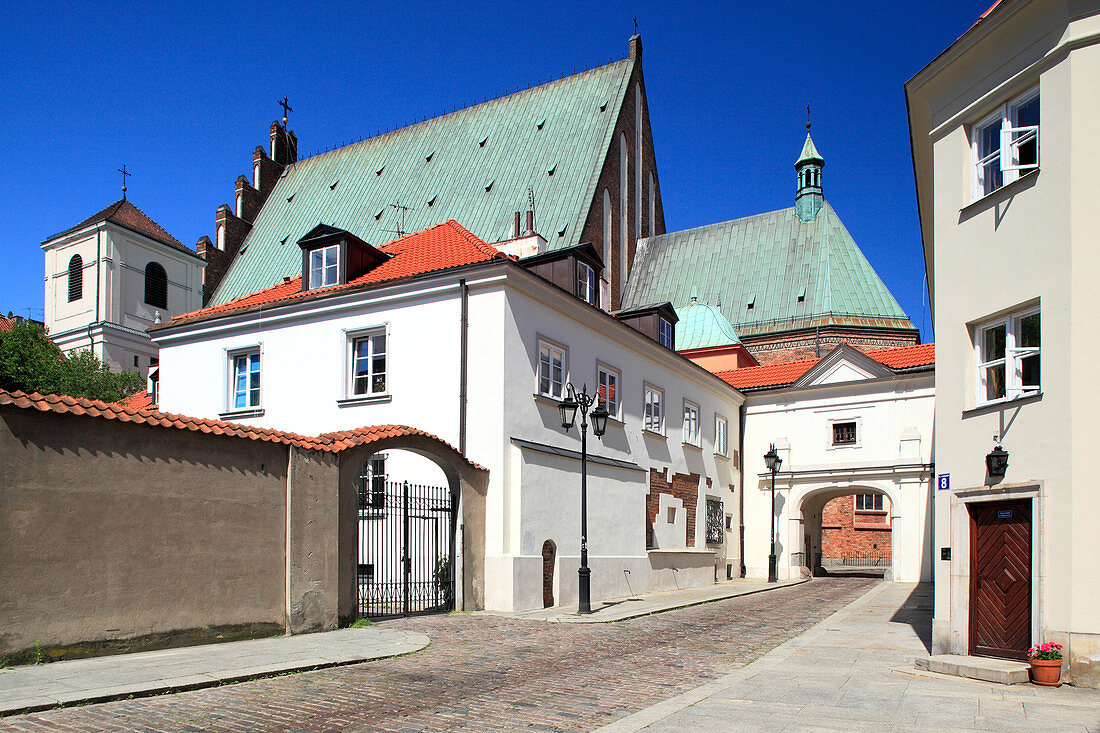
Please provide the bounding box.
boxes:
[809,358,879,385]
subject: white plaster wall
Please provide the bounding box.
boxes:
[909,4,1100,671]
[742,375,934,583]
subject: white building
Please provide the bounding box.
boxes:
[42,199,204,377]
[152,220,744,613]
[907,0,1100,685]
[724,343,935,584]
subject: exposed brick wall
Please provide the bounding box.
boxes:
[235,176,265,224]
[646,467,699,548]
[821,495,892,559]
[743,326,920,365]
[579,39,665,311]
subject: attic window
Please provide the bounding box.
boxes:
[286,193,295,203]
[747,295,755,311]
[599,99,608,112]
[547,164,556,176]
[537,118,545,130]
[797,287,806,303]
[374,209,385,220]
[425,151,434,162]
[280,236,289,246]
[479,135,488,147]
[329,180,339,191]
[427,195,437,207]
[375,165,385,176]
[558,226,567,237]
[484,180,494,192]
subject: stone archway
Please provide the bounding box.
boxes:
[334,431,489,623]
[791,483,902,582]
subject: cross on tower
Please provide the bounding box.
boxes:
[279,97,293,126]
[633,16,637,34]
[118,164,131,200]
[806,104,812,131]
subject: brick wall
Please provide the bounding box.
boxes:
[821,494,892,559]
[646,467,699,548]
[742,325,919,364]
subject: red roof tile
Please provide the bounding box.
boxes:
[118,390,154,410]
[716,343,935,391]
[0,315,12,333]
[0,388,482,468]
[164,220,509,328]
[44,199,197,258]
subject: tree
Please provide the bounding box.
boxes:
[0,320,144,403]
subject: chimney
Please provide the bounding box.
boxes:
[513,211,521,239]
[524,210,535,236]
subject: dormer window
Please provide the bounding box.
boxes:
[309,244,340,289]
[659,317,674,349]
[298,223,390,293]
[577,262,597,305]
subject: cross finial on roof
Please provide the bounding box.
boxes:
[279,96,293,126]
[118,164,131,200]
[806,104,811,131]
[633,16,638,34]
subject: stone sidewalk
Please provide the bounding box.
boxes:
[480,577,807,623]
[600,582,1100,732]
[0,627,428,716]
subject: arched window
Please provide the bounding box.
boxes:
[67,254,83,302]
[144,262,168,309]
[619,132,628,298]
[602,188,612,273]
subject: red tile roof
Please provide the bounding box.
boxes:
[119,390,154,410]
[0,389,482,467]
[164,220,509,328]
[0,315,12,333]
[716,343,935,391]
[44,199,197,258]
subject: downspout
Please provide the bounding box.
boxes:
[738,400,747,578]
[459,279,469,455]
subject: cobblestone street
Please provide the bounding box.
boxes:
[0,577,877,732]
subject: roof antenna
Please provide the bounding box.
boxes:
[384,201,414,239]
[527,186,536,233]
[118,164,131,201]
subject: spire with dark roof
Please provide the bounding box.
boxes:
[795,124,824,222]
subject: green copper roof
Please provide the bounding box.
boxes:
[211,58,636,305]
[675,299,742,349]
[622,202,913,337]
[796,132,823,166]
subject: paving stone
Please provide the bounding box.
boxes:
[0,578,876,731]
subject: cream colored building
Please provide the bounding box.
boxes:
[907,0,1100,686]
[42,199,204,377]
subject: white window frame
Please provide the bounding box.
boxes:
[682,400,700,447]
[971,87,1039,200]
[855,493,884,512]
[974,306,1040,406]
[342,325,389,402]
[658,317,674,349]
[577,261,597,306]
[597,362,620,420]
[225,346,262,415]
[538,338,567,400]
[715,414,729,457]
[309,244,340,289]
[643,383,664,435]
[358,453,387,515]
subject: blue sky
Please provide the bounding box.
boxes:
[1,1,991,342]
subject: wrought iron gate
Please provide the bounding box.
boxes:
[357,480,456,619]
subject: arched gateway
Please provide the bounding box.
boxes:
[334,430,488,621]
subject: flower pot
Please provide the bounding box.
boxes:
[1029,658,1063,687]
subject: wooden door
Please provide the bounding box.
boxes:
[969,500,1032,660]
[541,540,556,608]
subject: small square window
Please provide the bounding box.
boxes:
[832,421,857,446]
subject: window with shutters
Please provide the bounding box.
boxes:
[67,254,83,302]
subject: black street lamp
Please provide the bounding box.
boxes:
[764,443,782,583]
[986,445,1009,477]
[559,383,608,613]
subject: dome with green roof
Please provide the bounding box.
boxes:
[675,298,743,350]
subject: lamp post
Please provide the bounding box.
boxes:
[764,443,782,583]
[558,383,608,614]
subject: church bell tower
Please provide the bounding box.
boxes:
[795,125,824,222]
